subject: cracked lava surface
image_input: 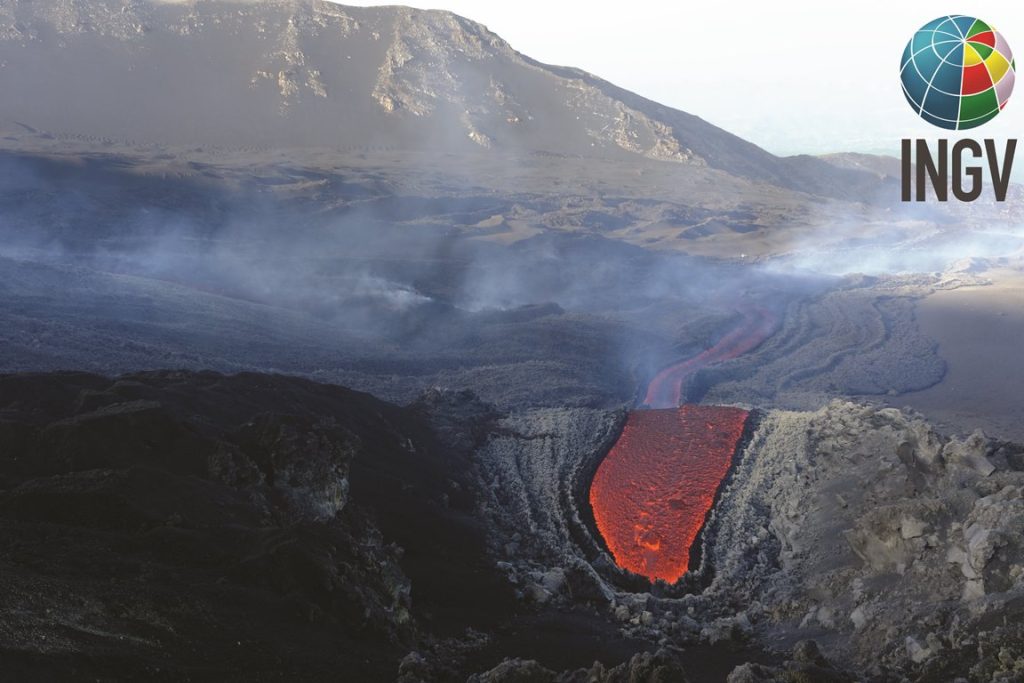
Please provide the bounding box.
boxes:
[589,307,775,582]
[589,405,748,582]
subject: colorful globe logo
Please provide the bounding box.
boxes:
[900,15,1015,130]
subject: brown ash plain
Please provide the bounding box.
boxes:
[1,1,1024,681]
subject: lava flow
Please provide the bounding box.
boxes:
[589,307,776,583]
[643,307,776,409]
[590,405,748,582]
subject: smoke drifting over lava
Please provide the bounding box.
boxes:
[642,307,778,409]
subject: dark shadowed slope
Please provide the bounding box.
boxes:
[0,371,508,680]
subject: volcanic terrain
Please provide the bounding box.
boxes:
[0,1,1023,682]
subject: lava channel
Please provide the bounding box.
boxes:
[589,405,749,583]
[589,306,774,583]
[643,306,777,409]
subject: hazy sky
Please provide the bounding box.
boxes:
[338,0,1023,156]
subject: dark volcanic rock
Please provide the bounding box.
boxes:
[726,640,853,683]
[0,370,505,681]
[467,648,694,683]
[0,370,693,681]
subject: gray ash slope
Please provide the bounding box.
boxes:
[0,0,877,200]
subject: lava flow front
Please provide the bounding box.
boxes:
[589,306,775,583]
[589,405,748,582]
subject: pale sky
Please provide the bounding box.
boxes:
[337,1,1023,156]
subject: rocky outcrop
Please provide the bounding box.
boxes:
[221,413,357,523]
[467,648,692,683]
[727,640,853,683]
[0,370,496,681]
[707,400,1024,680]
[0,0,882,199]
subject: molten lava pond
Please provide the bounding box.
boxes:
[589,405,749,583]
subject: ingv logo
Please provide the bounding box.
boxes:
[899,15,1017,201]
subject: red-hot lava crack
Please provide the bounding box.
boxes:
[589,405,748,583]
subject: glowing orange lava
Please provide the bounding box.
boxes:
[590,405,748,582]
[643,307,777,409]
[589,306,775,583]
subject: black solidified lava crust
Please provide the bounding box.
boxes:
[0,370,517,681]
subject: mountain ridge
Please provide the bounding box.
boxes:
[0,0,879,199]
